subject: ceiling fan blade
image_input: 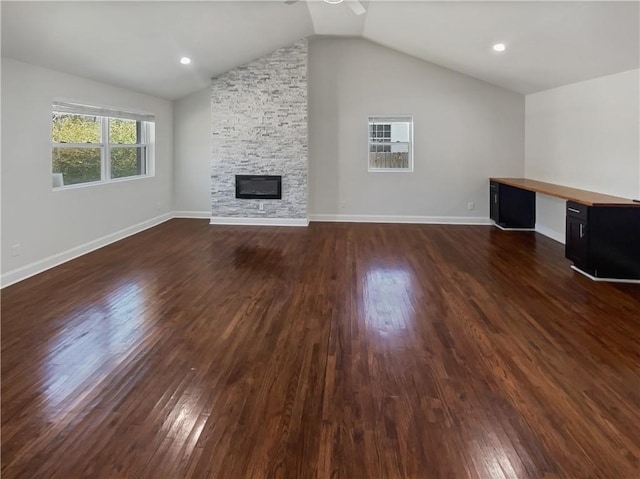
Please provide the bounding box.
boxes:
[284,0,300,4]
[346,0,366,16]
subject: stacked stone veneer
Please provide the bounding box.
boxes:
[210,39,308,220]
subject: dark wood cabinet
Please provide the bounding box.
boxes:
[489,181,535,229]
[564,200,640,279]
[565,202,589,270]
[490,178,640,282]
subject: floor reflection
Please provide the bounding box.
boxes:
[362,264,416,336]
[232,245,284,274]
[42,280,145,420]
[468,435,526,479]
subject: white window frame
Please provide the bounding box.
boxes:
[368,116,414,173]
[52,101,155,190]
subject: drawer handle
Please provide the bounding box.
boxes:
[568,207,581,214]
[580,224,584,238]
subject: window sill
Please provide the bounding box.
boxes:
[368,168,414,173]
[52,174,154,191]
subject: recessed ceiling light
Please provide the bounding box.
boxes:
[492,43,506,52]
[180,57,192,65]
[324,0,344,4]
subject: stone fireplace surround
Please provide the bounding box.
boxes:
[210,39,308,226]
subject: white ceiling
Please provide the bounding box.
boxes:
[1,1,314,99]
[363,1,640,94]
[2,1,638,100]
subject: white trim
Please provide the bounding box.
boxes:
[209,217,309,227]
[571,266,640,284]
[308,214,492,225]
[535,224,565,244]
[0,213,172,289]
[2,213,311,288]
[367,116,414,173]
[173,211,211,219]
[368,168,413,173]
[52,111,155,190]
[493,223,536,232]
[52,173,154,192]
[7,213,636,289]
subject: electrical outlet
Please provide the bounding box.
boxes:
[156,201,161,211]
[11,244,21,257]
[259,201,265,212]
[467,202,475,211]
[340,201,347,209]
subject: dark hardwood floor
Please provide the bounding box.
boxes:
[2,219,639,479]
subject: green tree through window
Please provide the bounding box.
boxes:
[109,119,145,179]
[52,114,102,185]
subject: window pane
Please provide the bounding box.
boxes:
[52,147,101,186]
[52,114,101,143]
[369,152,409,169]
[368,117,412,171]
[109,118,139,144]
[391,142,409,153]
[110,146,146,179]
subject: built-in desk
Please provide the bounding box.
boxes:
[489,178,640,282]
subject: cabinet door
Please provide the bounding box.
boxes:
[589,206,640,279]
[565,215,588,267]
[498,184,536,228]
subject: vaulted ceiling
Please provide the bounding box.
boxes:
[2,1,638,100]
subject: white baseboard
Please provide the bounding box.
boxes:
[535,224,565,244]
[173,211,211,219]
[210,217,309,227]
[1,213,173,289]
[571,266,640,284]
[493,223,536,232]
[308,214,492,225]
[492,222,565,244]
[0,212,494,288]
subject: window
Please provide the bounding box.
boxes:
[368,116,413,172]
[52,101,155,188]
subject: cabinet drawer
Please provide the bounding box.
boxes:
[566,201,588,221]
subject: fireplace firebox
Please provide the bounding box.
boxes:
[235,175,282,199]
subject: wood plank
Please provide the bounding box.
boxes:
[490,177,639,206]
[2,219,639,478]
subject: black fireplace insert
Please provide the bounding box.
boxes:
[235,175,282,199]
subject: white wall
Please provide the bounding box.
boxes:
[174,38,525,223]
[308,38,525,221]
[525,69,640,243]
[1,58,174,284]
[173,87,211,215]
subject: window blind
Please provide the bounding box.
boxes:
[52,101,155,122]
[369,116,412,124]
